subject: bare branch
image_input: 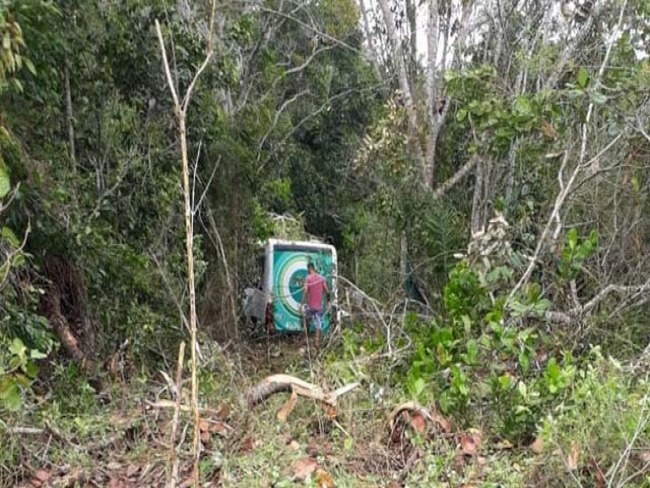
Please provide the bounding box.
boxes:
[509,0,629,299]
[259,6,364,56]
[432,154,480,199]
[155,19,180,109]
[544,0,607,89]
[0,220,31,291]
[257,88,311,160]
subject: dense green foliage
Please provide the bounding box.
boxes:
[2,0,650,485]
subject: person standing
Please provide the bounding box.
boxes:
[302,261,329,348]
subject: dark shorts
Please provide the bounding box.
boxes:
[305,308,323,330]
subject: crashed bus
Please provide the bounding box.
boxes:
[243,239,338,334]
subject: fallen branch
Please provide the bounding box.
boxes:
[244,374,359,420]
[388,401,434,432]
[146,400,230,419]
[542,279,650,326]
[4,426,45,435]
[388,401,452,437]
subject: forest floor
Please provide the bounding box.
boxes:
[4,335,566,487]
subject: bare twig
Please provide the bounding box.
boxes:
[155,3,217,484]
[168,341,185,488]
[0,219,31,290]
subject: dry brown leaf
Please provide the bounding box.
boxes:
[293,457,318,480]
[179,476,195,488]
[494,439,513,450]
[199,419,210,431]
[469,429,482,448]
[30,469,50,488]
[239,436,255,453]
[215,404,230,420]
[126,465,140,479]
[460,430,482,455]
[200,429,211,445]
[530,435,544,454]
[106,478,128,488]
[410,412,427,435]
[277,391,298,422]
[431,410,452,433]
[588,457,606,488]
[315,468,335,488]
[53,467,85,487]
[460,434,477,455]
[325,404,338,420]
[209,421,228,435]
[567,442,580,471]
[639,451,650,464]
[454,452,465,472]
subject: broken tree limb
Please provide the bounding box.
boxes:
[244,374,359,420]
[388,401,435,432]
[388,401,453,438]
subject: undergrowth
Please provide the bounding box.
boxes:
[1,335,649,487]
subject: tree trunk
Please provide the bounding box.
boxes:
[406,0,418,87]
[471,159,485,234]
[424,0,441,187]
[359,0,384,80]
[376,0,424,167]
[64,62,76,169]
[399,229,408,293]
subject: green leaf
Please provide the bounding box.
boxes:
[0,165,10,198]
[456,108,468,122]
[514,96,532,114]
[589,91,607,105]
[9,338,26,359]
[577,67,589,88]
[519,351,530,373]
[495,126,516,139]
[0,375,21,410]
[0,376,14,398]
[545,358,561,381]
[3,383,21,411]
[517,381,527,398]
[24,362,38,378]
[2,226,19,247]
[534,299,551,313]
[24,57,36,75]
[8,356,22,371]
[14,373,30,387]
[12,78,23,92]
[30,349,47,360]
[411,377,425,398]
[568,228,578,250]
[465,339,478,364]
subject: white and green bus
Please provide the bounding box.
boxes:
[243,239,338,333]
